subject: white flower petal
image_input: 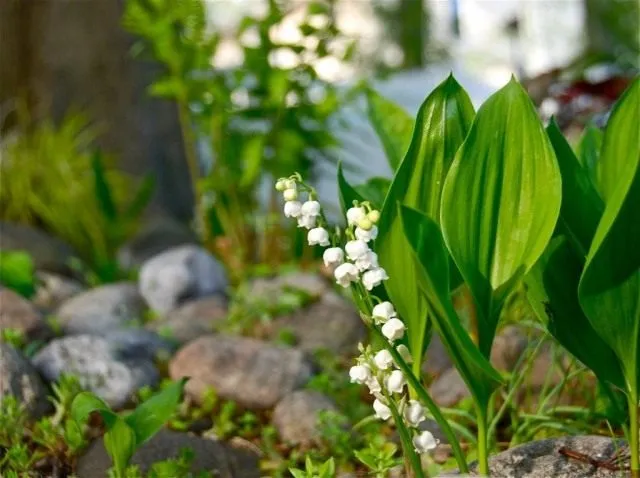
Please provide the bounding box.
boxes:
[372,301,396,323]
[323,247,344,268]
[347,206,366,226]
[381,318,405,341]
[385,370,406,394]
[334,263,359,288]
[373,398,392,421]
[413,430,438,453]
[283,201,302,218]
[345,240,369,261]
[308,227,330,246]
[301,200,321,217]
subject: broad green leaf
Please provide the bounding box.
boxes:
[595,78,640,202]
[353,177,390,209]
[103,415,137,476]
[579,82,640,394]
[378,75,475,371]
[365,87,414,171]
[337,161,365,215]
[125,378,187,446]
[401,206,503,408]
[546,119,604,256]
[576,123,603,183]
[527,238,625,390]
[71,391,112,426]
[440,77,561,356]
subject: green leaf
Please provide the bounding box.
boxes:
[92,151,117,222]
[595,78,640,202]
[103,415,137,477]
[0,250,36,298]
[579,80,640,395]
[377,75,475,371]
[365,87,414,171]
[125,378,187,446]
[239,135,265,188]
[337,161,365,215]
[527,238,625,390]
[124,175,156,221]
[400,206,503,408]
[440,77,561,356]
[71,391,112,426]
[546,118,604,256]
[353,177,390,209]
[576,123,603,183]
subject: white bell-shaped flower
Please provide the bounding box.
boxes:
[373,398,392,421]
[373,349,394,370]
[347,206,366,226]
[334,263,359,288]
[345,240,369,261]
[283,201,302,218]
[366,376,382,394]
[297,214,316,229]
[385,370,406,394]
[323,247,344,268]
[283,188,298,201]
[355,225,378,243]
[413,430,438,453]
[381,318,406,341]
[372,301,396,324]
[355,250,378,272]
[403,400,426,427]
[349,364,371,384]
[300,200,321,217]
[362,267,388,290]
[308,227,330,246]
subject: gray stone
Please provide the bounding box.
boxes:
[146,296,228,345]
[423,334,453,377]
[0,342,50,417]
[32,271,84,312]
[32,335,159,409]
[0,289,53,342]
[0,222,77,275]
[139,245,228,315]
[429,368,469,407]
[246,272,329,305]
[103,328,176,362]
[169,335,314,409]
[75,429,260,478]
[56,282,146,335]
[446,435,628,477]
[272,390,341,446]
[269,292,366,355]
[117,216,197,270]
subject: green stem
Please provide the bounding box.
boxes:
[370,325,469,473]
[386,393,427,478]
[176,99,200,217]
[476,405,490,476]
[629,390,639,476]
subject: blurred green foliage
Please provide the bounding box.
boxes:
[122,0,354,277]
[0,111,154,283]
[0,250,36,297]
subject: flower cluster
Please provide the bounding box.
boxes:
[276,175,437,455]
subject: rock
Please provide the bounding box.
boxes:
[423,334,452,377]
[0,342,50,417]
[32,335,159,408]
[269,292,366,355]
[0,222,77,275]
[0,289,53,342]
[117,216,197,270]
[446,435,627,477]
[272,390,341,446]
[32,271,84,312]
[169,335,314,409]
[429,368,469,407]
[56,282,146,335]
[103,328,176,361]
[75,429,260,478]
[146,296,228,345]
[139,245,228,315]
[246,272,329,306]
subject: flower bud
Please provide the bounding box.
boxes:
[396,344,413,364]
[284,178,297,190]
[381,318,405,341]
[283,188,298,201]
[275,178,287,191]
[372,301,396,324]
[403,400,426,427]
[373,349,393,370]
[413,430,438,453]
[385,370,406,394]
[367,210,381,223]
[349,364,371,384]
[373,398,392,421]
[357,217,373,231]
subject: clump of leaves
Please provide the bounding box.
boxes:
[0,250,36,297]
[290,456,336,478]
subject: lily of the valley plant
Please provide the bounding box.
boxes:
[278,74,640,476]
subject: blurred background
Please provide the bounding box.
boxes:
[1,0,638,282]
